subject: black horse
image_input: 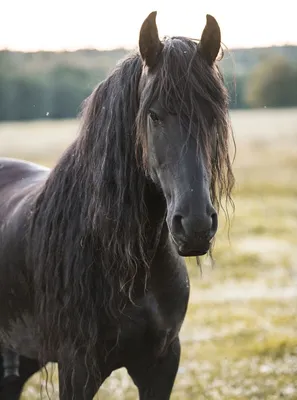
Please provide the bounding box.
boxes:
[0,11,234,399]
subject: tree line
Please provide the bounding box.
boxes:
[0,46,297,122]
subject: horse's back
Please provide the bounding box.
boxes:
[0,158,49,358]
[0,157,49,191]
[0,157,49,264]
[0,157,49,214]
[0,156,49,261]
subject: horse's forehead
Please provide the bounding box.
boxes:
[138,66,153,94]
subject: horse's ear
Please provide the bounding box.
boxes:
[200,14,221,65]
[139,11,163,69]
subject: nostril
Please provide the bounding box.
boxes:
[172,214,185,237]
[210,212,218,238]
[172,212,218,242]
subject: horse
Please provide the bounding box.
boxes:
[0,11,234,399]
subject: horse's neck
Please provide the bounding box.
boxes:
[144,182,182,283]
[141,183,189,327]
[145,222,189,332]
[144,181,167,244]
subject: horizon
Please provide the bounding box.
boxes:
[1,42,297,54]
[0,0,296,52]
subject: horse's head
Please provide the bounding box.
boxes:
[137,12,233,257]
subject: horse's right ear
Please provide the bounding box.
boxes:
[139,11,163,69]
[200,14,221,65]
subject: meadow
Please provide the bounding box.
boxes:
[0,108,297,399]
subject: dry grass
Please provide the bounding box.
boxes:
[1,107,297,399]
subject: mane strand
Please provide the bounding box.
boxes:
[28,53,152,368]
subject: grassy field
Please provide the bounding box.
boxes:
[1,108,297,399]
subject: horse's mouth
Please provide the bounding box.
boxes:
[177,245,209,257]
[170,233,210,257]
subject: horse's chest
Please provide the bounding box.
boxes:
[119,289,186,350]
[0,313,38,359]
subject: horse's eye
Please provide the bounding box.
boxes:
[148,110,160,123]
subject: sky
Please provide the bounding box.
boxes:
[0,0,296,51]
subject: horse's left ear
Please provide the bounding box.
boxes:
[139,11,163,69]
[200,14,221,65]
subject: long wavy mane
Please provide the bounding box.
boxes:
[27,36,234,371]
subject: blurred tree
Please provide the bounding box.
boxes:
[1,47,297,121]
[245,57,297,108]
[0,74,47,121]
[46,66,96,118]
[0,64,104,121]
[225,74,248,109]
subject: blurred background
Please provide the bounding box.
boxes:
[1,0,297,399]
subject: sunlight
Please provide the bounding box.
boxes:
[0,0,296,51]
